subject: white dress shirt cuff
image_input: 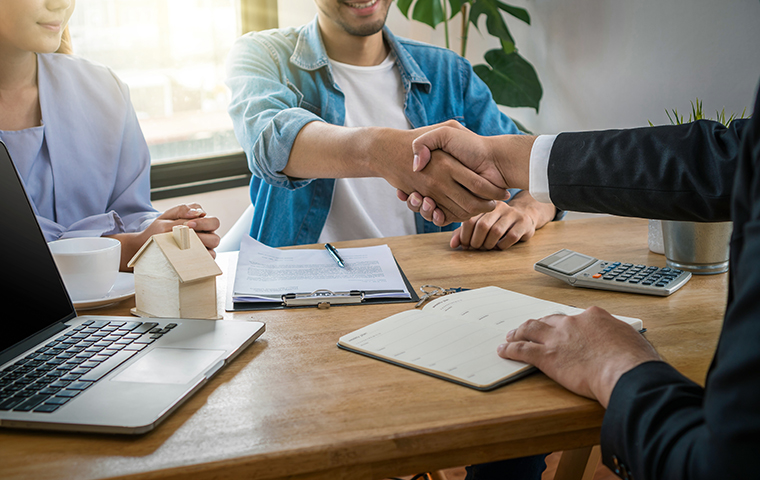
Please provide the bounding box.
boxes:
[529,134,558,204]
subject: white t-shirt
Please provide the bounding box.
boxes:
[317,52,417,243]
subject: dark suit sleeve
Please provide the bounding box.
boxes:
[547,119,748,221]
[593,89,760,480]
[601,223,760,480]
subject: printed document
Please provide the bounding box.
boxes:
[233,235,410,302]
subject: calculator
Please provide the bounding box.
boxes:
[534,249,692,296]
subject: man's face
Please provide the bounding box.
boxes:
[314,0,393,38]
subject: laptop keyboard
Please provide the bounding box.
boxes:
[0,319,177,414]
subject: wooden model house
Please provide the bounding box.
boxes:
[128,225,222,319]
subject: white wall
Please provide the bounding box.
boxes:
[278,0,760,134]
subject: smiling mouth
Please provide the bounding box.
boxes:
[345,0,378,8]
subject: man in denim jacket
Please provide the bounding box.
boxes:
[226,0,556,251]
[225,0,551,476]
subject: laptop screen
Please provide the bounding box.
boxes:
[1,142,75,355]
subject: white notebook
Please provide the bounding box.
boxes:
[338,286,643,390]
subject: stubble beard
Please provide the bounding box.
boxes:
[336,2,390,37]
[341,18,386,37]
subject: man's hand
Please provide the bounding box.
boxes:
[399,127,536,225]
[110,204,220,271]
[389,149,507,225]
[450,191,557,250]
[497,306,661,408]
[451,201,535,250]
[378,122,510,225]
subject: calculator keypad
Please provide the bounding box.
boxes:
[595,262,684,288]
[535,249,692,296]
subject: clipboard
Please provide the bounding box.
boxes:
[225,257,419,311]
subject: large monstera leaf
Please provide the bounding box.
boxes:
[397,0,455,27]
[468,0,529,50]
[396,0,542,111]
[473,48,542,112]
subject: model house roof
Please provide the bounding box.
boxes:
[127,225,221,283]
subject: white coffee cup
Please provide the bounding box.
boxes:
[48,237,121,301]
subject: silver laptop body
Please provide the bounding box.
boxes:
[0,141,264,434]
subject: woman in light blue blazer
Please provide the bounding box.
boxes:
[0,0,220,270]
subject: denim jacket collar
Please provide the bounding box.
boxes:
[384,25,431,93]
[291,17,431,93]
[291,18,329,71]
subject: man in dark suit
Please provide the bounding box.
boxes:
[399,85,759,479]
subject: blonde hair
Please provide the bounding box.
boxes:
[56,25,73,54]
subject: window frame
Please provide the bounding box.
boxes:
[148,0,278,201]
[150,152,251,200]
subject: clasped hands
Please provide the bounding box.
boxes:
[110,203,220,271]
[393,122,535,249]
[393,121,517,226]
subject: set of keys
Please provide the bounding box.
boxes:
[415,285,466,308]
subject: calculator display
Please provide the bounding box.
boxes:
[549,253,594,274]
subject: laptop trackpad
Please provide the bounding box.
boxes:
[111,348,225,385]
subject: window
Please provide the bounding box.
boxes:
[68,0,242,165]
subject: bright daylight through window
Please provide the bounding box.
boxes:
[68,0,242,164]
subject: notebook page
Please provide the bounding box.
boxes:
[339,286,642,389]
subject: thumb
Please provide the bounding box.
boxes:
[412,126,470,172]
[413,126,461,172]
[450,229,462,249]
[413,145,431,172]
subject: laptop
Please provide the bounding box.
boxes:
[0,141,265,434]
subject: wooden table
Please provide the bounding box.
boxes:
[0,217,727,480]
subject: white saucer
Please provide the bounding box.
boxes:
[73,272,135,310]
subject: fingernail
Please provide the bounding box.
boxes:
[410,195,421,207]
[506,329,515,340]
[497,344,506,353]
[421,200,431,212]
[413,155,420,172]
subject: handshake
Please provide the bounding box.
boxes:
[391,120,536,227]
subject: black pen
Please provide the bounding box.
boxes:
[324,243,345,268]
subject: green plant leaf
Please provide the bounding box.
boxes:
[398,0,414,17]
[473,49,542,111]
[448,0,465,17]
[496,1,530,24]
[666,108,684,125]
[395,0,543,112]
[401,0,463,26]
[659,98,750,127]
[690,99,704,121]
[469,0,515,46]
[411,0,446,28]
[500,40,515,54]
